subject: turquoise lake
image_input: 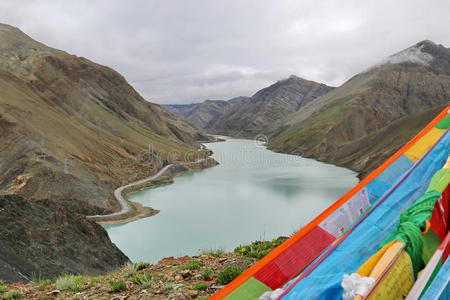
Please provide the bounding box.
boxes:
[106,138,358,262]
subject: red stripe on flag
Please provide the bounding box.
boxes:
[441,185,450,261]
[254,226,334,289]
[431,185,450,241]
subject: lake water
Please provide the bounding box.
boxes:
[105,138,358,263]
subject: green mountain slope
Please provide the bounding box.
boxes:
[268,41,450,177]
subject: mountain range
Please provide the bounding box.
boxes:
[1,21,450,284]
[268,40,450,177]
[0,23,212,281]
[168,40,450,177]
[164,96,249,130]
[205,75,334,137]
[165,76,333,138]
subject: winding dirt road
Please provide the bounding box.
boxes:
[86,164,173,221]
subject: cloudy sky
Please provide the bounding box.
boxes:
[1,0,449,104]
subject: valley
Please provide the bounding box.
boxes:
[0,14,449,300]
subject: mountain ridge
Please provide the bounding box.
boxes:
[164,96,250,130]
[165,76,333,137]
[204,75,334,137]
[267,40,450,177]
[0,23,213,281]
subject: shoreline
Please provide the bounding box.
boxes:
[96,201,160,225]
[86,157,218,225]
[93,136,358,226]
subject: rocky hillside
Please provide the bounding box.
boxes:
[164,96,250,130]
[268,41,450,177]
[0,23,210,214]
[0,238,286,299]
[205,75,334,138]
[0,23,212,281]
[0,194,129,283]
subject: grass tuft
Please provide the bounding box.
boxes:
[201,267,214,280]
[4,290,23,299]
[122,262,138,276]
[131,273,153,287]
[181,259,203,270]
[55,275,85,291]
[193,282,209,291]
[108,279,127,292]
[134,262,150,271]
[234,237,287,259]
[200,248,225,257]
[0,283,7,293]
[36,279,52,291]
[217,267,243,285]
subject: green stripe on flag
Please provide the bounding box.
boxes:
[435,115,450,130]
[225,277,272,300]
[422,230,442,263]
[427,169,450,194]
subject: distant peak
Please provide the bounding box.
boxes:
[0,23,20,31]
[279,74,304,83]
[416,40,437,47]
[378,42,434,67]
[0,23,28,37]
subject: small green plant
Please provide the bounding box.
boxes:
[181,259,203,270]
[90,276,103,284]
[193,282,209,291]
[217,267,243,285]
[70,285,83,292]
[55,275,85,291]
[202,267,214,280]
[131,273,153,287]
[36,279,52,291]
[0,284,7,293]
[108,279,127,292]
[161,282,175,293]
[122,262,138,276]
[134,262,150,271]
[201,248,225,257]
[31,271,45,284]
[4,290,23,299]
[234,237,287,259]
[55,275,76,291]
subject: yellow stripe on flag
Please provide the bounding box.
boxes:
[404,128,446,162]
[356,241,397,277]
[366,251,414,300]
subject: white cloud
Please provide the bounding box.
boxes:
[0,0,449,103]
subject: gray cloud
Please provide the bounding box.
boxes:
[1,0,449,104]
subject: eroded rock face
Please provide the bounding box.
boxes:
[0,194,129,282]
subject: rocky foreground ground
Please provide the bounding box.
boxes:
[1,238,287,300]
